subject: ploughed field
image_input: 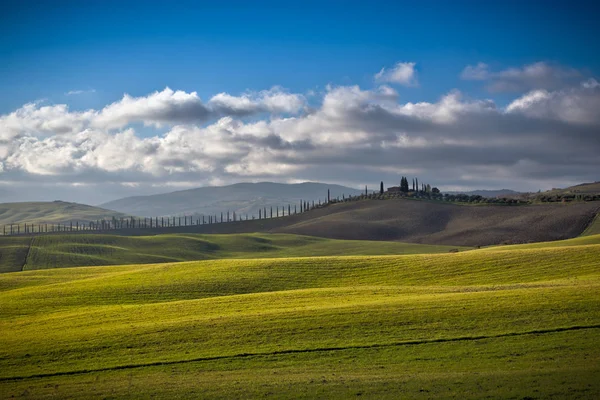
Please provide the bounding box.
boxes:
[101,200,600,247]
[0,234,599,398]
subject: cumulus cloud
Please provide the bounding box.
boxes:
[208,87,305,116]
[1,70,599,204]
[0,102,95,139]
[375,62,418,86]
[93,88,211,129]
[506,80,600,124]
[461,61,582,92]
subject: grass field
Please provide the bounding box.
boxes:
[0,235,598,398]
[0,233,466,273]
[0,201,127,226]
[582,211,600,236]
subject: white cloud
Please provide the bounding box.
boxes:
[0,102,95,139]
[93,87,210,129]
[65,89,96,96]
[460,62,489,80]
[208,87,305,115]
[461,61,583,92]
[375,62,418,86]
[1,72,599,203]
[506,82,600,124]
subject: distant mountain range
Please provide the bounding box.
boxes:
[101,182,363,217]
[444,189,522,198]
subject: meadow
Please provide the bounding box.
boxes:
[0,234,598,398]
[0,233,466,273]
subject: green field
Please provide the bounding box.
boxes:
[0,233,466,273]
[582,211,600,236]
[0,201,127,226]
[1,235,598,398]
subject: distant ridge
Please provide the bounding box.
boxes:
[101,182,362,217]
[0,201,127,225]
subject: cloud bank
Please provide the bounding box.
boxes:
[1,62,598,204]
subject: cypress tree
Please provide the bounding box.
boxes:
[380,181,384,194]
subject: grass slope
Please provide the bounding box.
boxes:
[0,237,598,398]
[0,236,32,273]
[0,201,127,225]
[0,233,465,272]
[582,211,600,236]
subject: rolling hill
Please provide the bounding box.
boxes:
[98,199,600,247]
[544,181,600,195]
[0,234,598,398]
[0,233,466,273]
[100,181,363,217]
[0,201,128,226]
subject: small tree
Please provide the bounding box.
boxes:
[380,181,384,194]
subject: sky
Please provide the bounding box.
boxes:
[1,0,599,204]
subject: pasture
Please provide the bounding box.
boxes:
[0,233,465,273]
[0,234,598,398]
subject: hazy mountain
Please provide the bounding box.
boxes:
[101,182,363,217]
[444,189,522,198]
[0,201,128,225]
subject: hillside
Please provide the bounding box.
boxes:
[445,188,521,197]
[0,236,598,398]
[547,181,600,195]
[100,199,600,247]
[101,181,362,217]
[271,200,600,246]
[0,233,466,273]
[0,201,128,226]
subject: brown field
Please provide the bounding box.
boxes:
[103,199,599,247]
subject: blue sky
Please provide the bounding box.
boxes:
[3,0,598,112]
[0,0,599,203]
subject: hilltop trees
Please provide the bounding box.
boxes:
[400,176,409,193]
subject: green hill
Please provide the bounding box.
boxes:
[0,233,465,273]
[582,211,600,236]
[0,201,127,226]
[0,236,598,398]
